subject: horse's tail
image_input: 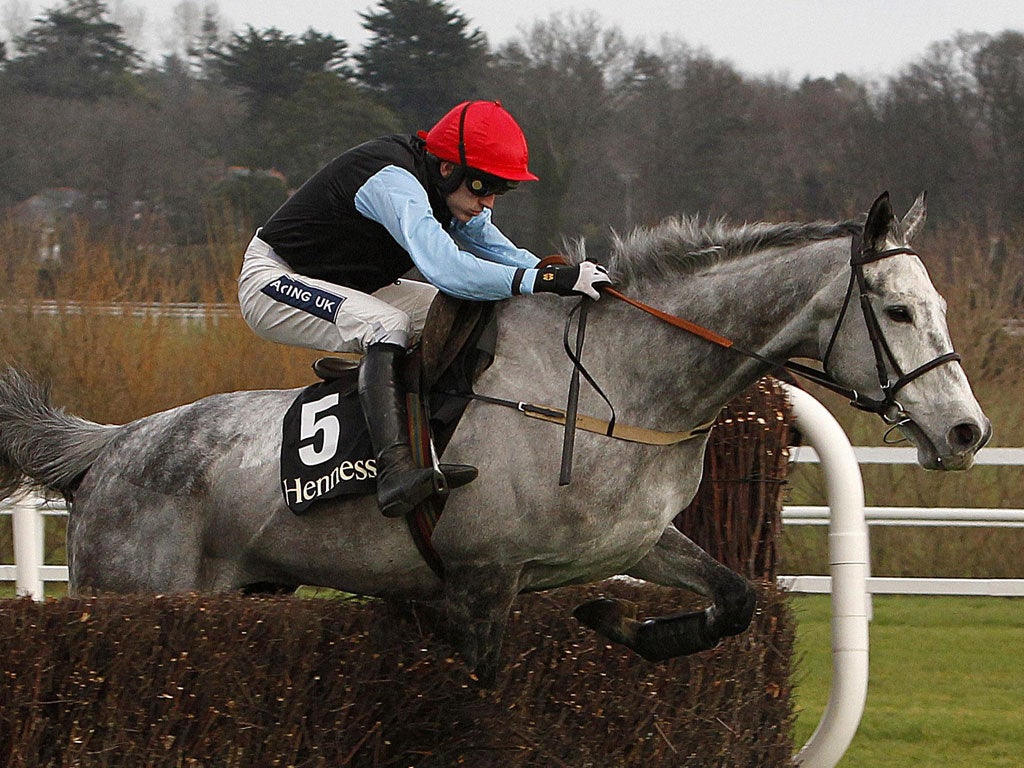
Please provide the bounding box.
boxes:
[0,367,121,500]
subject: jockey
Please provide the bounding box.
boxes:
[239,100,611,518]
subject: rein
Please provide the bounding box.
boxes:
[600,235,962,424]
[454,235,962,465]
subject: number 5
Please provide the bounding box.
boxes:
[299,394,340,466]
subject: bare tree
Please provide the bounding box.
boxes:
[162,0,223,75]
[488,11,635,250]
[975,31,1024,225]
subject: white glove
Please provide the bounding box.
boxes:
[572,261,612,300]
[533,261,612,300]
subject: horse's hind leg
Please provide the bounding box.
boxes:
[442,564,521,684]
[67,492,221,594]
[574,526,755,661]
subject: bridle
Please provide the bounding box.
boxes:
[593,233,962,426]
[786,233,961,423]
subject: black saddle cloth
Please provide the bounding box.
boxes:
[279,377,374,514]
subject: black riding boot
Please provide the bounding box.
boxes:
[359,343,477,518]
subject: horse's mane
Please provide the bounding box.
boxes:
[567,215,863,289]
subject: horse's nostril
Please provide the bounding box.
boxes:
[948,422,982,451]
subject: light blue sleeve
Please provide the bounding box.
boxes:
[451,208,540,269]
[354,165,541,299]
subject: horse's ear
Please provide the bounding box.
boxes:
[863,191,895,251]
[901,191,927,243]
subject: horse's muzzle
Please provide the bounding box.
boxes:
[936,417,991,470]
[910,415,991,471]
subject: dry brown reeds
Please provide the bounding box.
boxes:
[0,217,320,422]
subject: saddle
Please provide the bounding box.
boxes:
[309,295,496,455]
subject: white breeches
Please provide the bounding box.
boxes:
[238,234,437,353]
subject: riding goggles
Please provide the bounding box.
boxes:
[464,168,519,197]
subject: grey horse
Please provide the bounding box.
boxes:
[0,192,990,681]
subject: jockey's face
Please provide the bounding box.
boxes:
[440,161,495,224]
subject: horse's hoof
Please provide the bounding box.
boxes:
[717,583,757,637]
[635,609,717,661]
[573,597,640,647]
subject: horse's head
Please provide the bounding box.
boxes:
[823,191,991,470]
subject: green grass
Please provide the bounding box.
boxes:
[791,594,1024,767]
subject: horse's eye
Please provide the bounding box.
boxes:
[885,305,913,324]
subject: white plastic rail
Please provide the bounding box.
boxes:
[783,383,871,768]
[10,490,46,598]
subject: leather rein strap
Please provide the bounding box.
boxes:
[603,286,736,349]
[600,236,962,421]
[458,237,961,448]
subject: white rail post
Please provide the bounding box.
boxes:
[12,491,46,600]
[783,384,871,768]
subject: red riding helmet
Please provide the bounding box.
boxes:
[418,100,539,182]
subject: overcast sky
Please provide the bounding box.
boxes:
[9,0,1024,81]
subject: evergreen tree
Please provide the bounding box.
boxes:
[210,26,349,113]
[208,25,395,186]
[249,73,399,183]
[356,0,488,128]
[190,5,221,75]
[4,0,140,98]
[165,1,223,77]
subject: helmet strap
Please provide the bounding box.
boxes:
[457,101,471,166]
[440,101,473,195]
[426,101,473,196]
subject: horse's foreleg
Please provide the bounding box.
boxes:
[574,526,756,661]
[627,525,757,637]
[442,564,521,684]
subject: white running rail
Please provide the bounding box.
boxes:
[782,446,1024,598]
[783,384,870,768]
